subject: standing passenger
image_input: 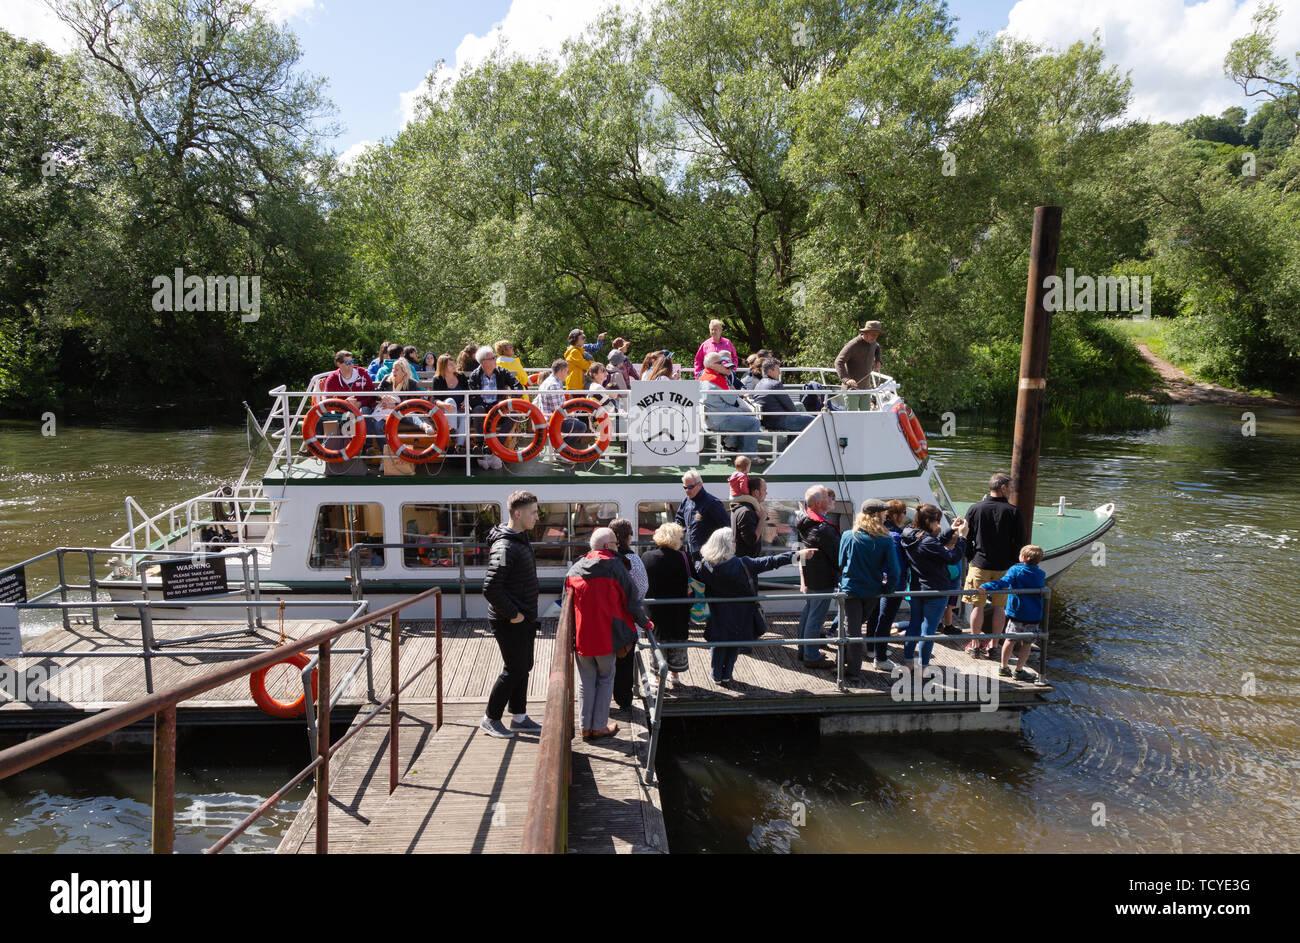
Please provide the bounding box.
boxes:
[565,528,652,740]
[480,491,542,738]
[795,485,840,667]
[609,517,648,712]
[674,471,729,560]
[641,522,692,688]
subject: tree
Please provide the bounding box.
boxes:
[1225,1,1299,136]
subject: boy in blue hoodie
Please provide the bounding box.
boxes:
[979,544,1045,681]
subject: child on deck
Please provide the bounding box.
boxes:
[978,544,1046,681]
[728,456,751,499]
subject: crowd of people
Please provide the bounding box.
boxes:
[310,318,891,472]
[476,471,1043,744]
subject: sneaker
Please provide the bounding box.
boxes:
[964,642,981,658]
[873,657,897,671]
[1014,667,1039,682]
[998,665,1013,678]
[479,717,514,739]
[510,715,543,734]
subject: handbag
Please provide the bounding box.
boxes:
[687,550,710,625]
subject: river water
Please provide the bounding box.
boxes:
[1,405,1297,852]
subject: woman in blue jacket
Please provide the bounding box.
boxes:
[899,504,968,670]
[696,527,816,685]
[837,499,903,678]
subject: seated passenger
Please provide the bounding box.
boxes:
[320,349,381,454]
[753,358,813,433]
[367,341,393,380]
[699,351,760,457]
[430,353,469,453]
[539,360,584,464]
[467,345,524,462]
[494,340,531,389]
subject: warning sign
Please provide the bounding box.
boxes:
[160,558,229,600]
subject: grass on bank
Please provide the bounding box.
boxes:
[1101,318,1284,400]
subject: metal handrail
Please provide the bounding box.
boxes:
[0,586,443,854]
[633,584,1051,784]
[521,589,574,854]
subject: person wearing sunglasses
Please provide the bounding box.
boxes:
[320,349,382,454]
[673,470,729,562]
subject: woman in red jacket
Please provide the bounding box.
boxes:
[564,528,652,740]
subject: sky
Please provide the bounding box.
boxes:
[4,0,1298,163]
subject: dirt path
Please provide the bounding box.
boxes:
[1136,344,1298,407]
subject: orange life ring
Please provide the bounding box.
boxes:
[893,402,927,461]
[383,399,450,462]
[547,397,612,463]
[302,398,367,462]
[484,398,547,463]
[249,651,318,719]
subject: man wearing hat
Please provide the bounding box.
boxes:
[834,321,885,403]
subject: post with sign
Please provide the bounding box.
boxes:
[627,381,700,467]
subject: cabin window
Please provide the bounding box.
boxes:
[309,503,384,569]
[637,501,679,542]
[400,503,501,568]
[532,501,619,565]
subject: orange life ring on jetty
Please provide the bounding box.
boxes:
[484,398,547,463]
[249,652,318,719]
[383,399,450,462]
[893,402,927,461]
[547,397,612,464]
[302,398,367,462]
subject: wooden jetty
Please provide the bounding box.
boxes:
[1,606,1047,853]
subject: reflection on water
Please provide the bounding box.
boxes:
[658,405,1300,853]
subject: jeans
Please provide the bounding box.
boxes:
[903,596,946,667]
[797,595,832,660]
[486,619,537,720]
[840,596,880,675]
[711,645,740,682]
[874,592,904,649]
[705,410,760,455]
[576,653,616,732]
[437,402,468,449]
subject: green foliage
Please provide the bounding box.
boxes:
[2,0,1298,427]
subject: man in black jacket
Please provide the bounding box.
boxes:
[963,473,1026,656]
[480,490,541,738]
[794,485,840,667]
[467,346,525,461]
[730,477,766,558]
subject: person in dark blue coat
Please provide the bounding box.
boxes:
[695,527,816,685]
[674,471,730,559]
[899,504,968,671]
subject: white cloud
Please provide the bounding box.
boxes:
[338,138,376,168]
[0,0,76,52]
[1002,0,1300,123]
[397,0,654,127]
[0,0,317,54]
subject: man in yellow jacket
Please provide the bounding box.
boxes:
[563,328,608,391]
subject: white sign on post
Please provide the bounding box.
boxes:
[627,380,699,467]
[0,605,21,658]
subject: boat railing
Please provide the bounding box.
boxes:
[0,586,443,854]
[114,488,285,571]
[632,584,1052,785]
[265,370,904,476]
[0,544,369,692]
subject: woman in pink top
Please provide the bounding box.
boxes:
[694,319,739,375]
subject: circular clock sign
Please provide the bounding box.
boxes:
[641,402,692,456]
